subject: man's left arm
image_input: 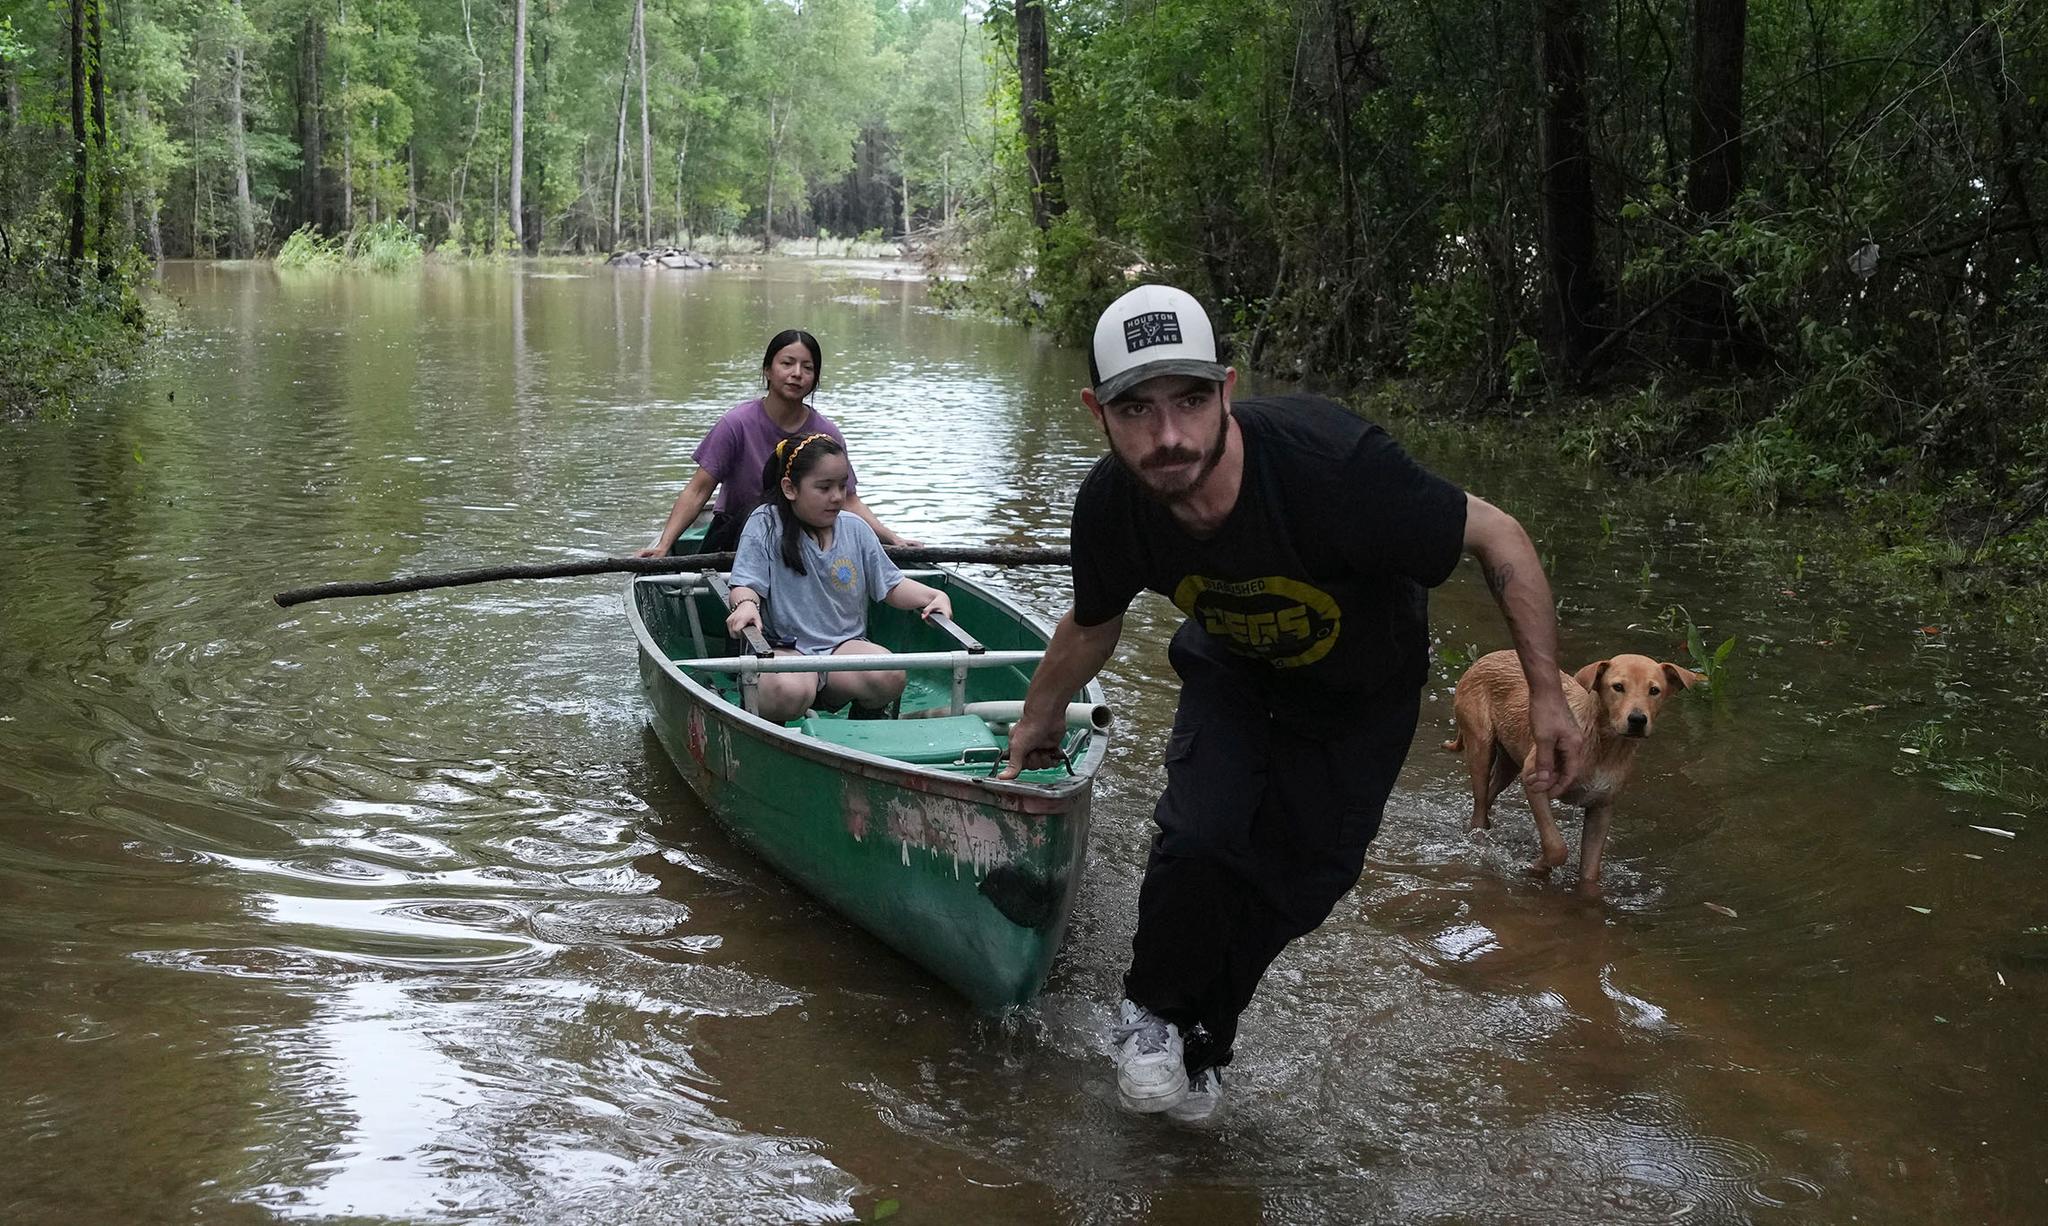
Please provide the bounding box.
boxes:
[1462,493,1584,797]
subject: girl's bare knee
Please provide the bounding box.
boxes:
[757,676,813,722]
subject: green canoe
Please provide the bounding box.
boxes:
[626,565,1107,1010]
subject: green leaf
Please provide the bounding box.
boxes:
[874,1199,901,1221]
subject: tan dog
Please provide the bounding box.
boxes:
[1444,651,1704,890]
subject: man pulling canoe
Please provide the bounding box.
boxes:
[1000,285,1584,1123]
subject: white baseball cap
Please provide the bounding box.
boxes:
[1089,284,1227,402]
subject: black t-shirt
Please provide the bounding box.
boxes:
[1071,395,1467,712]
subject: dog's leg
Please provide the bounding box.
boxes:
[1484,750,1517,829]
[1523,783,1570,877]
[1576,800,1613,894]
[1463,736,1499,833]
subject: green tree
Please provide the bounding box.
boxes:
[748,0,877,246]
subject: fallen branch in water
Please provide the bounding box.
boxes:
[274,546,1073,608]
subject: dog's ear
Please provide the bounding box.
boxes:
[1660,661,1707,691]
[1574,660,1610,691]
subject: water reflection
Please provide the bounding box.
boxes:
[0,261,2042,1222]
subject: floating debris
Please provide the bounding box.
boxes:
[1968,825,2018,839]
[1704,902,1739,918]
[1907,905,1933,914]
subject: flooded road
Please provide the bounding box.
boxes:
[2,261,2042,1222]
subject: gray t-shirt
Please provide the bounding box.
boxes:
[730,505,903,654]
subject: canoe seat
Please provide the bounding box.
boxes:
[798,713,1000,765]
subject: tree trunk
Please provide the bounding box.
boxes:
[763,100,781,250]
[1677,0,1748,368]
[89,0,112,274]
[1536,0,1608,377]
[228,0,256,257]
[299,17,325,232]
[368,112,380,224]
[675,118,692,247]
[1972,0,2044,267]
[901,168,912,238]
[530,18,551,250]
[1014,0,1061,230]
[133,87,164,260]
[339,0,353,227]
[510,0,528,251]
[190,70,203,257]
[634,0,652,246]
[67,0,87,272]
[451,0,485,242]
[611,55,629,250]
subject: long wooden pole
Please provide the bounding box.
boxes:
[274,546,1072,608]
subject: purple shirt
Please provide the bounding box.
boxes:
[692,397,858,520]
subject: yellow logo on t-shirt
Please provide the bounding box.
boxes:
[1171,574,1341,668]
[827,557,859,592]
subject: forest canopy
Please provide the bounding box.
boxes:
[5,0,2044,584]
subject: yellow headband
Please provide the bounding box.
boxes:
[782,433,829,484]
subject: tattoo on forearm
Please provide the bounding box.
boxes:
[1484,561,1516,598]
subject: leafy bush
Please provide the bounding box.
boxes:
[0,261,151,418]
[275,226,344,271]
[1405,273,1488,381]
[344,222,425,272]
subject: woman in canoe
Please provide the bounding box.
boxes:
[636,329,917,557]
[725,433,951,723]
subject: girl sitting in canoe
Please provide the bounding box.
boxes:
[725,433,952,723]
[636,329,917,557]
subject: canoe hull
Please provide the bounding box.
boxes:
[629,572,1101,1010]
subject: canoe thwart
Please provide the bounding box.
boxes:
[902,700,1111,732]
[670,649,1045,675]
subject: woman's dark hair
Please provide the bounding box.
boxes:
[758,433,846,575]
[761,329,823,392]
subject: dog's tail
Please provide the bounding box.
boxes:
[1441,734,1463,752]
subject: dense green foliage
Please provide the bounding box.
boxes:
[0,260,147,418]
[961,0,2047,601]
[4,0,2042,609]
[0,0,997,411]
[0,0,996,262]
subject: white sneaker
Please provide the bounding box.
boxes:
[1113,999,1187,1112]
[1166,1066,1224,1124]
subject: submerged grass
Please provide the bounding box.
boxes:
[1898,720,2048,812]
[276,222,425,273]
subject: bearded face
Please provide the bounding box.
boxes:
[1097,377,1230,505]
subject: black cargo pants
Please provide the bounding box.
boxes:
[1122,625,1421,1076]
